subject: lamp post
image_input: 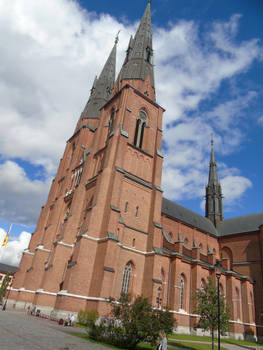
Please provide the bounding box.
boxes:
[214,260,223,350]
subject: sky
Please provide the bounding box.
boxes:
[0,0,262,266]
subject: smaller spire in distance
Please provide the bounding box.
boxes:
[205,135,223,227]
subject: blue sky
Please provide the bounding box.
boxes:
[0,0,262,265]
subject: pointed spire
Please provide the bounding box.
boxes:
[118,1,155,89]
[208,134,219,186]
[205,135,223,227]
[81,39,117,119]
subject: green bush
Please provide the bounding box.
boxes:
[77,309,99,327]
[90,294,176,349]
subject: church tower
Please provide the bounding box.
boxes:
[205,137,223,226]
[10,1,165,317]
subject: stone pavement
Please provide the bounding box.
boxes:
[0,309,108,350]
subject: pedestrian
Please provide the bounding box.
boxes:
[69,314,75,326]
[64,314,70,326]
[160,331,167,350]
[157,330,167,350]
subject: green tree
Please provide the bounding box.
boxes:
[194,276,230,350]
[89,293,175,349]
[0,272,10,303]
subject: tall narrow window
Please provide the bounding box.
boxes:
[122,262,132,294]
[108,110,115,138]
[235,287,241,320]
[134,119,141,145]
[124,202,128,213]
[200,279,205,291]
[134,110,147,149]
[179,274,185,310]
[135,206,139,217]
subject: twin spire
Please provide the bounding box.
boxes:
[81,1,154,119]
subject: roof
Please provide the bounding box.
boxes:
[0,263,19,274]
[217,212,263,236]
[162,197,219,236]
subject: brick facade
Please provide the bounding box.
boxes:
[7,1,262,342]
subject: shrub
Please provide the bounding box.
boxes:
[77,309,99,327]
[90,294,175,349]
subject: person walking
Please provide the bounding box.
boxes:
[157,331,167,350]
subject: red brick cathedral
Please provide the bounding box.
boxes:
[9,1,263,341]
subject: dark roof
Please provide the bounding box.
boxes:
[0,263,19,274]
[217,212,263,236]
[162,198,219,236]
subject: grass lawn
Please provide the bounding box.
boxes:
[168,340,227,350]
[169,333,258,346]
[70,331,180,350]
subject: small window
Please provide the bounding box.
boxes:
[135,206,139,217]
[132,239,135,247]
[184,238,188,247]
[124,202,128,213]
[199,243,203,252]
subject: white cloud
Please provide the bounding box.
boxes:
[221,175,252,203]
[0,0,262,229]
[0,161,51,225]
[0,228,31,266]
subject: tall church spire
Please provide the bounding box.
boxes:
[205,135,223,227]
[81,39,117,119]
[118,1,155,89]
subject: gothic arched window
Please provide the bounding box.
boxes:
[134,110,147,149]
[179,274,185,310]
[122,262,132,294]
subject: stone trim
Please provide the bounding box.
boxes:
[110,205,121,213]
[117,243,154,256]
[23,249,34,256]
[104,267,115,273]
[233,260,263,266]
[156,148,164,158]
[124,171,153,190]
[35,246,51,253]
[78,233,108,243]
[127,142,153,158]
[152,278,162,284]
[57,290,108,302]
[56,241,74,248]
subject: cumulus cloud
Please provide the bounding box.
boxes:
[0,228,30,266]
[0,0,262,229]
[0,161,51,225]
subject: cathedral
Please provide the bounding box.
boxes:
[8,1,263,341]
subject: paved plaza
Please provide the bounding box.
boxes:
[0,309,108,350]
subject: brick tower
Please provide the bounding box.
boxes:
[10,1,166,318]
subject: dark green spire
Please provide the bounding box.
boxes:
[119,1,155,88]
[81,39,117,119]
[205,135,223,227]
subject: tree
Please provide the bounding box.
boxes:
[0,272,10,303]
[89,294,175,349]
[194,276,230,350]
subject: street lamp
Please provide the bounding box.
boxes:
[214,259,223,350]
